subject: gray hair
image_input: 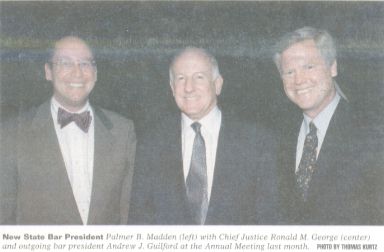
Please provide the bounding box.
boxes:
[169,47,221,83]
[273,27,336,73]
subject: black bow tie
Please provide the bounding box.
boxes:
[57,107,92,133]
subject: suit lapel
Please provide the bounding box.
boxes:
[287,121,301,176]
[28,101,82,223]
[149,115,192,224]
[206,118,228,222]
[283,117,302,192]
[87,107,114,224]
[309,100,349,195]
[279,113,306,215]
[206,116,244,223]
[167,116,192,222]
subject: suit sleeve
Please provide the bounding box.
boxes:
[257,130,282,224]
[0,118,18,224]
[119,120,136,224]
[127,134,157,224]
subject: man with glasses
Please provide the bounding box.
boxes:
[1,36,136,224]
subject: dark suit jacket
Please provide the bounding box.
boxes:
[0,100,136,225]
[128,112,280,225]
[278,99,380,224]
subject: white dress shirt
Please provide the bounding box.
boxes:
[295,93,341,171]
[51,98,95,224]
[181,106,222,201]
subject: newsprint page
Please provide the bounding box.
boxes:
[1,1,383,252]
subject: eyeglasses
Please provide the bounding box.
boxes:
[51,59,96,72]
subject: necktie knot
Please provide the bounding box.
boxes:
[305,122,318,145]
[309,122,317,135]
[191,122,202,134]
[58,107,92,133]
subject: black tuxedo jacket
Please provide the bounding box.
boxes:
[278,99,380,224]
[128,112,280,225]
[0,101,136,225]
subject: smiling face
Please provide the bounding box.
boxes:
[280,39,337,118]
[45,36,97,112]
[170,49,223,120]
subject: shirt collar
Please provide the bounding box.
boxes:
[303,92,340,135]
[51,97,90,115]
[334,80,348,101]
[181,106,221,135]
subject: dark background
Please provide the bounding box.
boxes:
[1,1,383,135]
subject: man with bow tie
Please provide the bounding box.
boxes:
[0,36,136,224]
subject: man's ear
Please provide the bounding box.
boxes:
[331,60,337,77]
[45,63,53,81]
[169,81,176,96]
[214,75,224,95]
[94,67,97,82]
